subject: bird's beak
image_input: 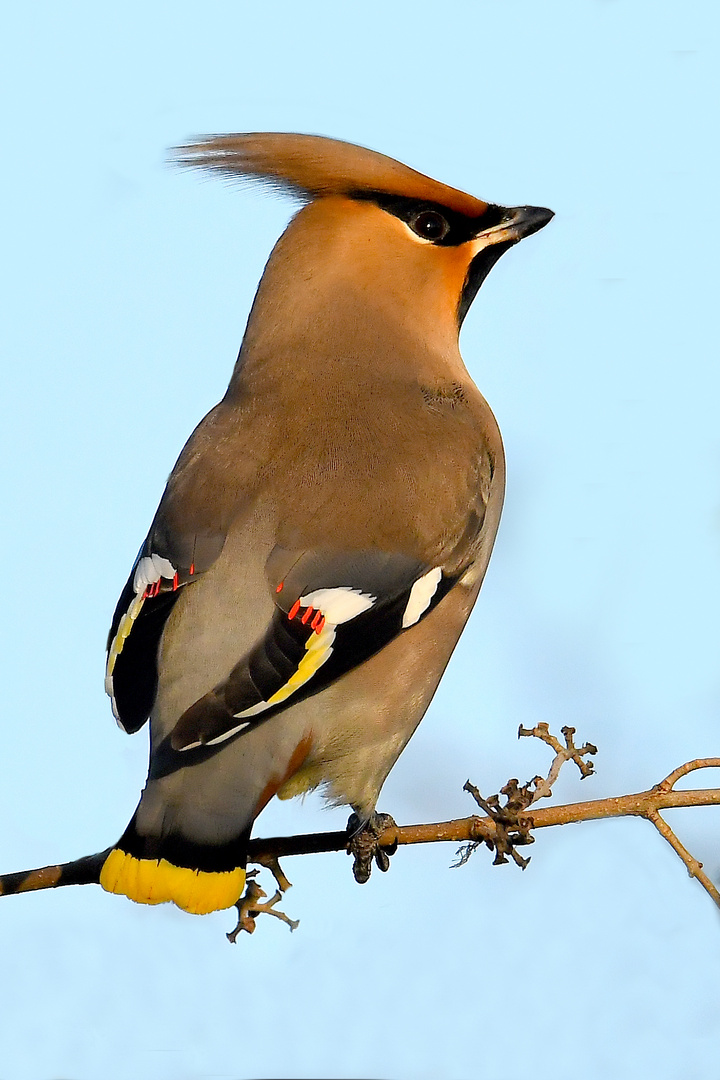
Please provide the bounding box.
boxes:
[458,205,554,326]
[475,205,554,246]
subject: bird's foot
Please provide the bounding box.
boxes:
[346,812,398,884]
[251,852,293,893]
[227,867,299,942]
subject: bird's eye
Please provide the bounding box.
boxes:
[409,210,450,242]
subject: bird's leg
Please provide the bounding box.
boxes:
[346,812,398,884]
[251,852,293,893]
[227,871,300,942]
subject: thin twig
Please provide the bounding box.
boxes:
[518,723,598,802]
[645,810,720,907]
[656,758,720,792]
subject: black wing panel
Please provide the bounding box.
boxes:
[108,583,181,733]
[105,527,222,734]
[169,548,456,751]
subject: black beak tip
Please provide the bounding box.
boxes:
[512,205,554,238]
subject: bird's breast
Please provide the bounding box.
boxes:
[256,376,501,563]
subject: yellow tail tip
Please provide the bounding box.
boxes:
[99,848,245,915]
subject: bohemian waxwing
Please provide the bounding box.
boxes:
[99,133,553,914]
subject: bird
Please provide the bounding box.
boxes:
[98,132,553,915]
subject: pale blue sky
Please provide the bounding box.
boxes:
[2,2,720,1078]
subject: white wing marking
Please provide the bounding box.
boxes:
[402,567,442,628]
[299,586,375,623]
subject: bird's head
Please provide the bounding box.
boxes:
[173,133,553,362]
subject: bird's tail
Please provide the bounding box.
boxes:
[99,815,247,915]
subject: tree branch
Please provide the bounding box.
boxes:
[243,768,720,859]
[2,748,719,929]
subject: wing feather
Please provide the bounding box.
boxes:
[169,549,456,751]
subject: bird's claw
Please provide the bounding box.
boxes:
[346,812,398,884]
[226,865,299,941]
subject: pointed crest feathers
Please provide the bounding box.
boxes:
[172,132,488,218]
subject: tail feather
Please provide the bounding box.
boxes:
[100,849,245,915]
[99,818,248,915]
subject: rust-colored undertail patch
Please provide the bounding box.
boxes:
[254,733,314,815]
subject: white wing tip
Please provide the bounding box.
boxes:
[402,567,443,629]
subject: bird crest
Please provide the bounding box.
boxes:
[172,132,488,218]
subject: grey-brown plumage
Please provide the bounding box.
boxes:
[100,133,553,914]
